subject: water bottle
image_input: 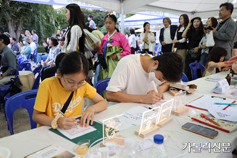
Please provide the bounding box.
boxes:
[150,134,168,158]
[121,138,137,158]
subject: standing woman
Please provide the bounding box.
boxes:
[182,17,204,80]
[140,22,156,55]
[61,3,86,54]
[129,28,136,54]
[199,17,218,66]
[172,14,189,71]
[99,14,130,80]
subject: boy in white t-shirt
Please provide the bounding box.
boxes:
[106,53,183,104]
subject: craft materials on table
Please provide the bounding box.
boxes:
[57,122,96,139]
[208,105,237,122]
[191,114,237,133]
[186,95,235,111]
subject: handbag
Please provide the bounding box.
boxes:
[6,78,22,96]
[188,49,201,59]
[206,31,215,47]
[18,71,35,92]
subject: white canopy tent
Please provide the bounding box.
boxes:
[13,0,237,33]
[118,14,179,28]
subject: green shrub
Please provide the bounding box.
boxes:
[37,46,45,53]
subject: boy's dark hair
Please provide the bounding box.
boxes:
[88,14,93,19]
[0,34,10,45]
[130,28,135,35]
[220,2,234,14]
[51,37,58,46]
[32,30,36,33]
[56,51,89,76]
[152,52,183,82]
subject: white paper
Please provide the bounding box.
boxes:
[27,144,75,158]
[208,105,237,122]
[99,114,134,131]
[205,76,221,82]
[57,125,96,139]
[212,79,230,93]
[188,95,235,110]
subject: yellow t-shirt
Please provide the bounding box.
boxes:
[34,76,96,127]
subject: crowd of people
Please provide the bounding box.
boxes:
[0,2,236,129]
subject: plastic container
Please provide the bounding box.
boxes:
[150,134,168,158]
[120,138,137,158]
[90,148,101,158]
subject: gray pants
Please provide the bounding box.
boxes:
[0,75,15,86]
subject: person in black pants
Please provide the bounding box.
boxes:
[182,17,204,80]
[159,17,177,53]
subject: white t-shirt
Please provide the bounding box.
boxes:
[30,42,36,54]
[106,54,151,95]
[129,34,136,48]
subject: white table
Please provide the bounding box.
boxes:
[0,71,236,158]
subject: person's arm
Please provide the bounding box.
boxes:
[213,21,236,41]
[106,91,162,104]
[67,25,82,53]
[208,61,227,70]
[117,34,131,59]
[80,93,108,127]
[157,82,170,94]
[182,22,192,38]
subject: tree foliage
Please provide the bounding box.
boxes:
[0,1,55,43]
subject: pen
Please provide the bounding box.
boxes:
[214,103,236,105]
[59,111,78,128]
[200,113,220,126]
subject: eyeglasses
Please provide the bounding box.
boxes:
[63,77,86,88]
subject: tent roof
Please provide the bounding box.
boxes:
[13,0,237,18]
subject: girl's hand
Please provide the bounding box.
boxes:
[222,67,230,71]
[111,54,117,60]
[58,117,76,130]
[187,22,192,28]
[80,106,95,127]
[232,61,237,73]
[43,61,47,66]
[193,47,199,53]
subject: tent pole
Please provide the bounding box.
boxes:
[120,1,125,34]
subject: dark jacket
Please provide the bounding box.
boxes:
[159,25,178,43]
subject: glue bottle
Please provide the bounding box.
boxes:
[121,138,137,158]
[150,134,168,158]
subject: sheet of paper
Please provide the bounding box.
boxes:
[208,105,237,122]
[212,79,230,93]
[99,114,134,131]
[205,76,221,82]
[57,125,96,139]
[188,95,235,110]
[27,144,75,158]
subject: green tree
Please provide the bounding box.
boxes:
[0,1,55,43]
[54,7,68,30]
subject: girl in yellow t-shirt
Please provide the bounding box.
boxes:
[33,51,108,129]
[204,46,228,76]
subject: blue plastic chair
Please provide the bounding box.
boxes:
[5,89,38,135]
[154,45,162,56]
[18,62,32,72]
[189,62,205,80]
[94,78,110,97]
[32,66,42,89]
[181,72,189,82]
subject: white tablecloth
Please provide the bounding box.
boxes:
[0,71,236,158]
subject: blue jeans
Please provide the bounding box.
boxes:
[37,53,48,63]
[199,53,208,66]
